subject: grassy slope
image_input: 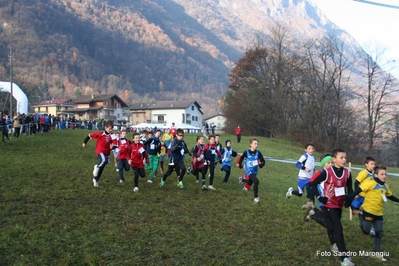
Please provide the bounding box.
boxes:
[1,130,398,265]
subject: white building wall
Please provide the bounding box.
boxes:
[205,116,226,129]
[152,105,203,128]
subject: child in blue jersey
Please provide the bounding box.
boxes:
[286,142,316,202]
[221,140,237,183]
[236,138,265,204]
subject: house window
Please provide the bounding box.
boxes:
[191,105,194,111]
[158,115,164,122]
[136,113,139,117]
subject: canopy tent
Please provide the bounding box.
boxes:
[131,123,165,129]
[173,123,201,130]
[0,81,28,114]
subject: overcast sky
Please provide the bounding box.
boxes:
[312,0,399,75]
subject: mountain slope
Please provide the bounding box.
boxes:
[0,0,362,115]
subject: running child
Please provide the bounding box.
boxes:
[115,130,131,183]
[162,129,173,157]
[160,129,190,189]
[129,133,149,192]
[347,165,399,262]
[238,155,251,191]
[204,135,223,190]
[302,153,333,222]
[82,120,117,187]
[309,149,355,266]
[214,134,223,166]
[145,129,161,183]
[351,157,376,216]
[187,135,208,185]
[112,132,120,172]
[220,139,237,183]
[286,142,316,202]
[236,138,265,204]
[158,138,167,174]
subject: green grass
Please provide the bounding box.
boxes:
[1,130,399,265]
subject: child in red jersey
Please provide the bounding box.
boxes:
[302,153,333,222]
[187,135,208,185]
[309,149,355,266]
[82,120,116,187]
[115,130,131,183]
[129,133,149,192]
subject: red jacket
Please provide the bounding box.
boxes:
[88,131,116,156]
[235,127,242,135]
[129,142,149,168]
[116,138,131,160]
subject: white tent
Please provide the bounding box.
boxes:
[131,123,165,129]
[173,123,201,130]
[0,81,28,114]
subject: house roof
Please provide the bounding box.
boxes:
[32,98,74,106]
[203,113,225,121]
[130,100,204,114]
[73,94,128,107]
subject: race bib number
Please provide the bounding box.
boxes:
[181,149,184,155]
[248,160,258,166]
[382,194,387,202]
[211,150,216,154]
[111,133,117,140]
[121,140,126,144]
[151,144,155,150]
[200,154,204,159]
[225,157,231,162]
[334,187,345,197]
[139,147,145,153]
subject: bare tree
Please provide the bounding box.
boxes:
[353,46,399,156]
[296,35,355,150]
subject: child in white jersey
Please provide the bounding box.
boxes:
[286,142,316,202]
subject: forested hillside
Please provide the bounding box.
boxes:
[0,0,348,115]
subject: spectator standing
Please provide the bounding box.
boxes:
[204,122,210,135]
[235,125,242,143]
[210,122,216,135]
[1,114,10,142]
[13,113,21,138]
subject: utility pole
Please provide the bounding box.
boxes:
[9,47,14,120]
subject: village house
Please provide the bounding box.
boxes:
[68,94,128,124]
[130,100,204,128]
[31,98,74,117]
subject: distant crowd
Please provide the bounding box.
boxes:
[0,111,117,141]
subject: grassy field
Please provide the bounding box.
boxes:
[1,130,399,266]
